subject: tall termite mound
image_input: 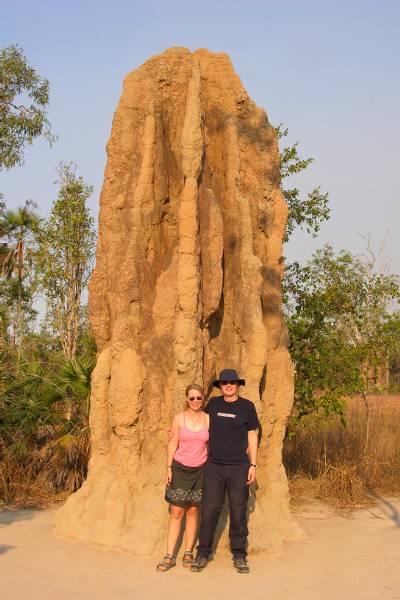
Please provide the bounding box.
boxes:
[55,47,302,554]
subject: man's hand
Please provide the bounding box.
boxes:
[246,465,256,485]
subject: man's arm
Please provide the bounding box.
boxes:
[247,429,258,485]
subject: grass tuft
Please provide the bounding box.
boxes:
[284,396,400,508]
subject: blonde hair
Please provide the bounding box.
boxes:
[185,383,204,397]
[184,384,204,409]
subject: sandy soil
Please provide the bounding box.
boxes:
[1,498,400,600]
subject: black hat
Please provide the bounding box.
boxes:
[212,369,245,389]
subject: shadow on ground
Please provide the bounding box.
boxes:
[366,489,400,528]
[0,508,42,527]
[0,544,15,555]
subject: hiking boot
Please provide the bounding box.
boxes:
[190,555,208,572]
[233,556,250,573]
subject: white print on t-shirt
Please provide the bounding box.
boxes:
[217,412,236,418]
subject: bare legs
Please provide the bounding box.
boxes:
[167,504,199,554]
[166,505,185,555]
[184,506,199,553]
[156,504,199,571]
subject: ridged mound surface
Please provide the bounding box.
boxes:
[55,47,302,554]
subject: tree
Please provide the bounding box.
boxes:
[0,45,55,170]
[276,125,330,241]
[0,199,40,357]
[0,349,94,501]
[36,163,95,360]
[284,245,400,418]
[75,304,97,359]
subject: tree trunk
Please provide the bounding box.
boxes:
[16,237,24,371]
[361,391,371,454]
[55,48,303,555]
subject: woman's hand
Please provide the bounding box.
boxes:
[165,467,172,485]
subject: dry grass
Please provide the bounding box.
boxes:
[0,432,89,508]
[284,396,400,508]
[3,395,399,510]
[0,459,70,508]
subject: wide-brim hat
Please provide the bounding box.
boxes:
[212,368,245,389]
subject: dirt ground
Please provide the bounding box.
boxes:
[1,497,400,600]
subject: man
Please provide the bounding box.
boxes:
[191,368,259,574]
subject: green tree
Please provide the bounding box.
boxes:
[75,304,97,359]
[276,125,330,241]
[0,349,94,501]
[0,199,40,358]
[36,163,95,360]
[0,45,56,170]
[285,245,400,418]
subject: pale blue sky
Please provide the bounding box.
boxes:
[2,0,400,270]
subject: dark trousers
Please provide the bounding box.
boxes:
[197,461,249,559]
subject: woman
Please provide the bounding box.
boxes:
[156,384,209,572]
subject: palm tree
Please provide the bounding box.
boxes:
[38,356,95,492]
[0,200,40,362]
[0,354,95,501]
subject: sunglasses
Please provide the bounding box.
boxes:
[220,380,238,386]
[189,396,203,401]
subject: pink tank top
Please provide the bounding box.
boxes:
[174,414,209,468]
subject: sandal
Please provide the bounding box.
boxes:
[156,554,176,572]
[182,551,194,568]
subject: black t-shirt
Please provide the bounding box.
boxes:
[205,395,260,465]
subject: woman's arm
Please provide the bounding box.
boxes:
[166,414,180,484]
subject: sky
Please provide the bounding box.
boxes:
[2,0,400,271]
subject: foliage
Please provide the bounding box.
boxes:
[276,125,330,241]
[0,45,56,170]
[36,163,95,360]
[0,199,40,352]
[0,342,94,503]
[284,402,400,507]
[75,304,97,358]
[0,164,96,503]
[285,245,400,417]
[1,71,397,509]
